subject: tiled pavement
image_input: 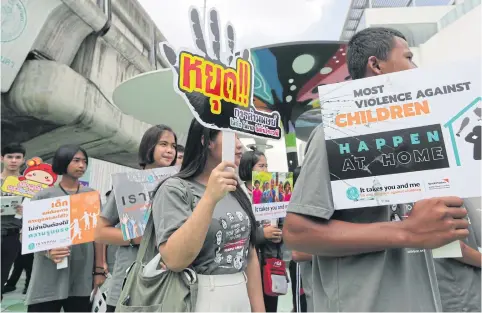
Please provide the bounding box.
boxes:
[1,275,27,312]
[1,273,293,312]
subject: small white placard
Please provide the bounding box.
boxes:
[432,241,462,259]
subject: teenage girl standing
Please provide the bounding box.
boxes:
[239,149,284,312]
[151,119,265,312]
[95,125,178,312]
[26,145,105,312]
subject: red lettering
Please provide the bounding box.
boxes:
[180,54,203,91]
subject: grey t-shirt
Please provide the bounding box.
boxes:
[101,194,139,307]
[434,198,481,312]
[299,261,313,312]
[287,125,439,312]
[152,177,251,274]
[25,185,95,305]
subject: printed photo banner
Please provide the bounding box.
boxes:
[1,157,57,198]
[160,6,282,140]
[112,166,178,240]
[251,171,293,220]
[22,191,100,254]
[319,59,481,210]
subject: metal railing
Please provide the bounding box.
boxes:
[438,0,481,30]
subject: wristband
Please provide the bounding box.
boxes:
[93,271,106,276]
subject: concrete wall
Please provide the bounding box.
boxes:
[87,158,137,203]
[417,4,481,66]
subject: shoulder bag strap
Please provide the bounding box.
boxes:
[135,213,154,263]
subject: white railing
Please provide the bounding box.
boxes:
[438,0,481,30]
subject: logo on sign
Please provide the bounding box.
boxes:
[426,178,451,191]
[1,0,27,43]
[346,187,360,201]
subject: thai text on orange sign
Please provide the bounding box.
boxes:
[179,52,252,114]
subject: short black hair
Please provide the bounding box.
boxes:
[254,180,260,185]
[2,143,26,157]
[138,125,177,168]
[347,27,407,80]
[239,149,266,182]
[52,144,88,175]
[177,145,185,153]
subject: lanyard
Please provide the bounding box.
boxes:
[59,183,80,196]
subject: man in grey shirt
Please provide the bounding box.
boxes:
[284,27,471,312]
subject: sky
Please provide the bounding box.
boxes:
[138,0,351,171]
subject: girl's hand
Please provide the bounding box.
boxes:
[205,161,238,203]
[47,247,70,263]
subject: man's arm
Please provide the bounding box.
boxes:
[284,197,469,258]
[284,125,469,258]
[284,213,407,257]
[291,250,313,262]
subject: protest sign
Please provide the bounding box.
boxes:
[1,157,57,198]
[1,196,22,216]
[112,166,178,240]
[160,7,282,140]
[319,60,481,210]
[251,171,293,221]
[22,191,100,254]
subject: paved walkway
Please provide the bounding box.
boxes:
[1,274,293,312]
[1,275,27,312]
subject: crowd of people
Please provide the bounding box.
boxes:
[1,26,480,312]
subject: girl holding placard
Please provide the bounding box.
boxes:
[150,119,264,312]
[26,145,105,312]
[95,124,178,312]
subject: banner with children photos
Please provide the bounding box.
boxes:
[160,6,282,140]
[112,166,178,240]
[251,171,293,221]
[1,157,57,198]
[319,59,481,210]
[22,191,100,254]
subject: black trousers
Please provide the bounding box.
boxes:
[263,293,278,313]
[6,251,34,288]
[27,296,91,312]
[289,261,307,312]
[1,232,21,293]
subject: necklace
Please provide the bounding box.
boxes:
[59,183,80,196]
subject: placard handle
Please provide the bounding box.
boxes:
[222,131,236,172]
